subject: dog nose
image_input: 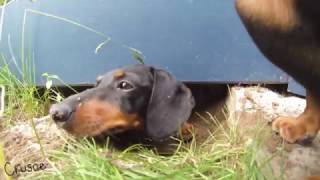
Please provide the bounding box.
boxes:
[50,104,72,122]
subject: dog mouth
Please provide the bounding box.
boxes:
[63,120,131,138]
[50,99,143,138]
[54,121,68,129]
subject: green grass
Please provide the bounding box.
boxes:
[0,0,5,6]
[22,115,272,180]
[0,54,51,126]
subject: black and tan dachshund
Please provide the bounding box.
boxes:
[236,0,320,144]
[50,64,195,142]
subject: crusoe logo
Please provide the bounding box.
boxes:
[4,161,48,176]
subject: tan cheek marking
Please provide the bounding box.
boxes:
[67,99,143,137]
[113,69,125,79]
[236,0,298,32]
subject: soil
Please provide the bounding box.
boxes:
[227,86,320,180]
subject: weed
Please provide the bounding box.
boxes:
[26,112,273,180]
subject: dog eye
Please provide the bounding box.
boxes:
[117,81,134,90]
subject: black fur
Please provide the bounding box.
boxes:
[50,64,195,141]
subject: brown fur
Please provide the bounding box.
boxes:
[66,99,142,137]
[306,176,320,180]
[236,0,320,145]
[113,69,125,79]
[272,91,320,143]
[235,0,298,32]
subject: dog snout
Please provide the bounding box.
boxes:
[50,104,72,122]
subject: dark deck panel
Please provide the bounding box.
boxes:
[0,0,304,95]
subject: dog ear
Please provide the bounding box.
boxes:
[146,68,195,141]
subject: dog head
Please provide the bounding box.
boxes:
[49,64,195,141]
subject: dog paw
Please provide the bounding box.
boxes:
[272,116,317,145]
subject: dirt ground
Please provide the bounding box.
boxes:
[227,86,320,180]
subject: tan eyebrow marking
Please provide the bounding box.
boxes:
[113,69,125,79]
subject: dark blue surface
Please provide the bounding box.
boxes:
[0,0,296,90]
[288,79,305,95]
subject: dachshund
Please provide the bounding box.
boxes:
[49,64,195,142]
[235,0,320,144]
